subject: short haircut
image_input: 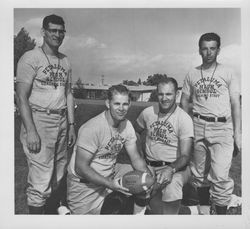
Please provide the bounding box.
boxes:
[107,84,131,101]
[157,76,178,92]
[199,32,221,49]
[42,14,65,29]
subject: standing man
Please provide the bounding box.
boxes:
[180,32,241,214]
[134,77,194,214]
[16,14,76,214]
[67,85,151,214]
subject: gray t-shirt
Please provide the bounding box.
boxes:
[182,63,240,119]
[68,111,137,178]
[136,105,194,162]
[16,47,72,110]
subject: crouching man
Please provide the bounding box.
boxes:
[134,77,194,214]
[67,84,151,214]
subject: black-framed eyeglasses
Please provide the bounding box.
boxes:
[45,28,66,35]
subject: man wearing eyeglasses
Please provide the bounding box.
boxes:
[16,14,76,214]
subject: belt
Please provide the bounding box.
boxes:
[146,159,171,167]
[193,113,226,123]
[79,178,89,184]
[145,159,187,171]
[32,107,67,116]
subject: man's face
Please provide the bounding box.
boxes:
[43,22,65,48]
[108,93,130,122]
[157,83,177,113]
[199,40,220,65]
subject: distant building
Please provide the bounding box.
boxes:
[73,84,156,102]
[127,85,156,101]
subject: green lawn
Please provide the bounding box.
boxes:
[14,99,241,214]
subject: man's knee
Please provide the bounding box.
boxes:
[149,192,181,214]
[162,179,183,202]
[101,191,134,214]
[27,185,51,207]
[162,200,181,214]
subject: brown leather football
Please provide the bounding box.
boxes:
[121,170,155,194]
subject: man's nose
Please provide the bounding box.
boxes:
[162,94,168,100]
[118,105,124,110]
[53,30,61,36]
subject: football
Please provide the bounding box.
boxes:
[121,170,155,194]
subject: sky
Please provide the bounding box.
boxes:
[14,8,241,86]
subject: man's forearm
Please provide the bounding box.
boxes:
[231,97,241,134]
[180,95,191,114]
[75,164,113,188]
[130,154,151,175]
[67,92,75,124]
[17,96,36,132]
[126,142,149,173]
[170,155,190,172]
[231,95,242,152]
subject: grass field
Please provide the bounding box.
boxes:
[14,99,241,214]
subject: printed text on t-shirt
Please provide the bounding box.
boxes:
[194,76,222,98]
[41,64,68,87]
[149,120,174,144]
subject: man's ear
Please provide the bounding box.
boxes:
[176,90,180,98]
[217,48,221,55]
[176,90,181,103]
[199,48,202,56]
[105,99,110,109]
[128,101,131,108]
[41,28,45,37]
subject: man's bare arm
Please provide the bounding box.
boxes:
[180,93,192,115]
[230,93,241,152]
[75,146,130,193]
[157,138,192,185]
[16,82,41,153]
[66,79,76,147]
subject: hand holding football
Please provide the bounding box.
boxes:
[121,170,155,194]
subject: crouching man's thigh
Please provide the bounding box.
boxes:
[67,176,108,214]
[162,166,191,202]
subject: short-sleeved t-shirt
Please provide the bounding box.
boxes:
[68,111,137,178]
[16,47,72,110]
[136,105,194,162]
[182,63,240,119]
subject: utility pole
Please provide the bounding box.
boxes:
[101,74,104,85]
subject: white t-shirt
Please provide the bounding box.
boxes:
[16,47,72,110]
[182,63,240,119]
[68,111,137,178]
[136,105,194,162]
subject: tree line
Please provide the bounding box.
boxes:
[14,28,169,102]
